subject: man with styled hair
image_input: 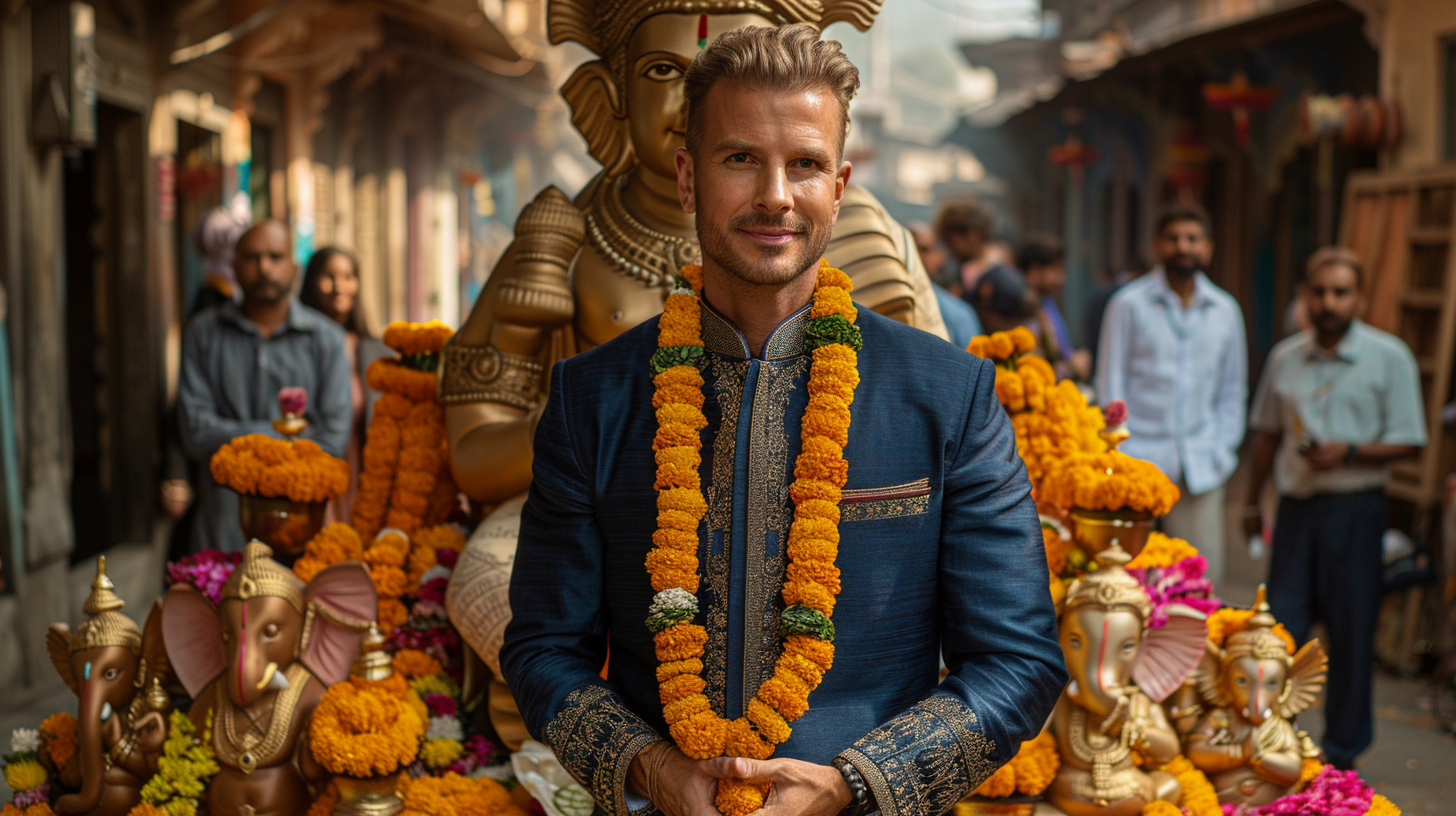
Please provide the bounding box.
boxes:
[501,24,1064,816]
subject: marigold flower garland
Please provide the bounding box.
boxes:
[968,328,1108,493]
[1205,607,1296,654]
[353,322,458,538]
[399,772,526,816]
[643,260,859,816]
[210,435,349,503]
[37,713,76,774]
[309,674,426,778]
[1038,450,1180,517]
[972,730,1059,798]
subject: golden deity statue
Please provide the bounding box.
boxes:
[1045,547,1207,816]
[442,0,949,745]
[1184,586,1327,807]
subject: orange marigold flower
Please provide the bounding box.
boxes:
[670,711,727,760]
[725,717,775,761]
[663,693,711,725]
[660,673,707,705]
[655,624,708,663]
[309,680,424,776]
[656,658,704,683]
[39,712,77,771]
[393,649,444,678]
[383,320,453,356]
[782,580,836,616]
[746,698,791,744]
[973,762,1016,797]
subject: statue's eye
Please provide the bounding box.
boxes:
[1121,642,1137,654]
[1236,676,1247,685]
[221,631,230,642]
[1068,637,1081,649]
[104,668,119,680]
[643,62,684,82]
[263,623,281,638]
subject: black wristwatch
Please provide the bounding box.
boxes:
[1345,443,1360,465]
[832,757,877,816]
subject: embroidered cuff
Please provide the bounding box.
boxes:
[837,692,998,816]
[544,685,664,816]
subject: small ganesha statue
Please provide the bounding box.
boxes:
[1185,585,1327,806]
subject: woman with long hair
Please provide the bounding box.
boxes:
[300,246,392,522]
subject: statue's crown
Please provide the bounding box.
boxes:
[74,556,142,653]
[548,0,880,58]
[222,541,306,612]
[1225,585,1291,663]
[1062,558,1152,621]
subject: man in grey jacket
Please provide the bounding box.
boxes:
[178,219,351,552]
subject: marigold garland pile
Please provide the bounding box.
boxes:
[37,713,76,774]
[209,435,349,502]
[1039,450,1180,517]
[1205,607,1296,654]
[968,328,1108,493]
[399,773,526,816]
[354,321,458,538]
[309,674,426,778]
[644,261,859,816]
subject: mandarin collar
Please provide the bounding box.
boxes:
[219,300,318,336]
[1148,267,1216,309]
[699,297,811,361]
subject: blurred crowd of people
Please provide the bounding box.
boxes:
[911,195,1426,768]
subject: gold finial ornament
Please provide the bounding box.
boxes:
[74,557,143,653]
[222,541,307,612]
[351,625,395,682]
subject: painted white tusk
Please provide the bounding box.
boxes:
[1263,708,1272,719]
[255,662,290,692]
[1067,679,1079,696]
[100,702,112,721]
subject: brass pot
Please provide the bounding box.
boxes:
[237,494,326,557]
[332,773,404,816]
[1069,507,1154,561]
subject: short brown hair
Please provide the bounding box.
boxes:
[1155,202,1212,238]
[684,24,860,160]
[1305,245,1364,288]
[935,199,994,242]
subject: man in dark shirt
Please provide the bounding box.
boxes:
[177,220,351,552]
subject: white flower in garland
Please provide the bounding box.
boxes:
[9,728,39,754]
[645,587,699,633]
[427,716,463,742]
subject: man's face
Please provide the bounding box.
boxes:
[943,230,983,264]
[910,226,947,276]
[1303,262,1360,338]
[1155,219,1212,276]
[625,13,774,183]
[676,84,850,286]
[1025,261,1065,298]
[234,223,296,305]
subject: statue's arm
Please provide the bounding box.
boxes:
[498,361,660,816]
[1138,696,1182,765]
[1184,714,1246,772]
[442,187,583,504]
[836,358,1065,816]
[1248,722,1302,786]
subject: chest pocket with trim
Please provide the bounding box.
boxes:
[839,478,931,522]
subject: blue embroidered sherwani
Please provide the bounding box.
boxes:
[500,301,1066,816]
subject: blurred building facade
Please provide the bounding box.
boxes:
[0,0,590,693]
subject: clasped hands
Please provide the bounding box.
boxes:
[629,741,853,816]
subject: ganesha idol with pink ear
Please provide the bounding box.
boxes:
[161,541,377,816]
[1045,545,1209,816]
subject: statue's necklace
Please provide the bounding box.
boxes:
[644,261,862,816]
[1069,707,1136,802]
[585,175,700,287]
[214,663,311,774]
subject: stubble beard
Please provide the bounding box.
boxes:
[698,207,831,288]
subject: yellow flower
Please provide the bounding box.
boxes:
[421,738,464,770]
[4,758,48,791]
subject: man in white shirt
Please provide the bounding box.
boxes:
[1243,247,1425,769]
[1096,204,1247,585]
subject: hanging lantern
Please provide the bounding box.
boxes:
[1050,111,1098,187]
[1166,123,1209,190]
[1203,69,1276,147]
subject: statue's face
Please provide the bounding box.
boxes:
[1222,655,1288,725]
[625,12,775,182]
[1059,605,1144,717]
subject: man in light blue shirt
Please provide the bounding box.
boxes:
[1095,205,1246,584]
[1242,247,1424,769]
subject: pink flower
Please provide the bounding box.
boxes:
[1129,555,1221,628]
[1241,767,1372,816]
[16,785,50,808]
[465,734,495,763]
[435,548,459,569]
[1103,399,1127,427]
[419,577,450,604]
[278,387,307,417]
[166,550,243,605]
[423,693,458,718]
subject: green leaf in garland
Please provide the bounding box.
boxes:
[646,605,696,633]
[651,344,705,375]
[805,314,863,352]
[780,604,836,642]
